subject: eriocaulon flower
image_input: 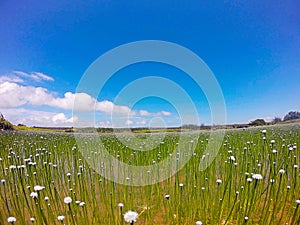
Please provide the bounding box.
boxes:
[124,210,138,224]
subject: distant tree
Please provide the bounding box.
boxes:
[272,117,282,123]
[283,111,300,121]
[249,119,266,126]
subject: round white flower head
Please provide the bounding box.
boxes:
[75,200,81,204]
[296,199,300,205]
[262,129,267,134]
[229,156,236,161]
[216,179,222,184]
[244,216,249,221]
[179,183,184,187]
[196,221,203,225]
[30,192,38,198]
[118,203,124,208]
[252,174,263,180]
[79,202,85,207]
[279,169,285,174]
[7,217,17,223]
[44,196,49,201]
[34,185,45,192]
[57,215,65,221]
[124,210,138,223]
[30,217,35,222]
[1,179,5,183]
[64,196,72,204]
[270,140,275,144]
[247,178,253,183]
[165,194,170,199]
[66,172,71,177]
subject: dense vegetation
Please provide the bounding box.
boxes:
[0,124,299,224]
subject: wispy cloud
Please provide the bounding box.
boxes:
[13,71,54,82]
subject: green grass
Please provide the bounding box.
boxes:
[0,124,299,224]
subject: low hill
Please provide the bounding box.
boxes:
[0,113,14,131]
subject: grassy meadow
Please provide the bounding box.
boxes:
[0,124,299,224]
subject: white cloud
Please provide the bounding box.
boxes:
[139,110,151,116]
[125,119,133,126]
[1,108,76,127]
[0,75,24,83]
[139,110,171,117]
[12,71,54,82]
[136,120,147,125]
[0,81,135,115]
[161,111,171,116]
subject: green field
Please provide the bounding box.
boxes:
[0,124,299,224]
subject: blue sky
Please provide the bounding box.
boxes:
[0,0,299,127]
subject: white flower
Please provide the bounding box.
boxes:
[296,199,300,205]
[252,174,263,180]
[34,185,45,192]
[44,196,49,201]
[247,178,253,183]
[216,179,222,184]
[229,156,236,161]
[7,217,17,223]
[79,202,85,207]
[118,203,124,208]
[272,149,277,153]
[75,200,81,204]
[66,172,71,177]
[279,169,285,174]
[270,140,275,144]
[1,179,5,183]
[64,196,72,204]
[179,183,184,187]
[196,221,203,225]
[30,217,35,222]
[165,194,170,199]
[262,129,267,134]
[244,216,249,221]
[57,215,65,221]
[124,210,138,223]
[30,192,38,198]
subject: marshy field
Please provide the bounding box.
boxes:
[0,124,299,224]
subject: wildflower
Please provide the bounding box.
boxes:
[1,179,5,183]
[30,217,35,222]
[196,221,203,225]
[165,194,170,200]
[252,174,263,180]
[30,192,38,198]
[272,149,277,153]
[44,196,49,201]
[296,199,300,205]
[271,140,275,144]
[57,215,65,221]
[229,156,236,161]
[118,203,124,208]
[124,210,138,224]
[64,196,72,204]
[279,169,285,174]
[244,216,249,221]
[179,183,184,188]
[247,178,253,183]
[262,129,267,134]
[66,172,71,177]
[7,217,16,224]
[79,202,85,207]
[34,185,45,192]
[216,179,222,184]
